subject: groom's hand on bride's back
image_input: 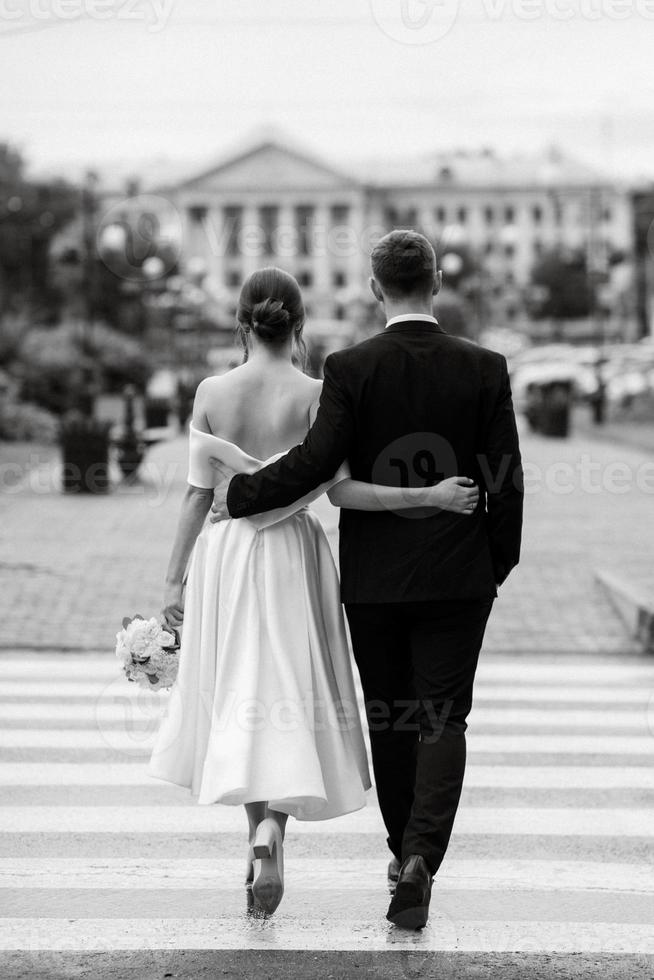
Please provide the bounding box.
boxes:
[208,458,235,523]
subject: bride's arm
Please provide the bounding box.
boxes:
[304,388,478,515]
[327,476,479,514]
[163,485,213,617]
[162,385,214,627]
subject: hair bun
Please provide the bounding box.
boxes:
[251,298,291,341]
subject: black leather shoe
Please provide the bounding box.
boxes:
[387,856,401,895]
[386,855,432,930]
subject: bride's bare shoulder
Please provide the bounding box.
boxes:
[195,367,245,397]
[192,370,244,424]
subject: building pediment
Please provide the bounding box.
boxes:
[175,140,358,194]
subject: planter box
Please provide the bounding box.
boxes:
[60,416,111,494]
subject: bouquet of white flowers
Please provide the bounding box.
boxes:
[115,615,180,691]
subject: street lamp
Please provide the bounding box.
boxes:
[440,252,464,278]
[142,255,166,281]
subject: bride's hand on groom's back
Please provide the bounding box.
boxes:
[431,477,479,515]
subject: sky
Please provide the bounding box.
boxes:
[1,0,653,184]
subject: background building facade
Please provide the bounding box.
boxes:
[155,136,634,339]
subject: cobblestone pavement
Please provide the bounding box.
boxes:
[1,419,653,654]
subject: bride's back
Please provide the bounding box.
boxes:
[195,266,321,460]
[199,361,320,460]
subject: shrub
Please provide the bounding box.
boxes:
[17,321,150,414]
[0,398,59,443]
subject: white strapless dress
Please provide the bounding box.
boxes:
[148,425,372,820]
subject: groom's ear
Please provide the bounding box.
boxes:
[432,270,443,297]
[369,276,384,304]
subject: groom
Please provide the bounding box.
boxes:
[211,230,523,929]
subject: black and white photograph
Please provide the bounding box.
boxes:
[0,1,653,977]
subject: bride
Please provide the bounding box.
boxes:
[148,267,479,916]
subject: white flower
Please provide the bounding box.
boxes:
[115,613,180,691]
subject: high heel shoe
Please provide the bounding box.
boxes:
[245,844,255,890]
[251,818,284,915]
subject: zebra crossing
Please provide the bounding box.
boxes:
[1,651,653,964]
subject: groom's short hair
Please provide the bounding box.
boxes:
[371,230,437,299]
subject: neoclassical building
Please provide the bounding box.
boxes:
[107,134,635,330]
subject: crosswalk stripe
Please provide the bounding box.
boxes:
[1,682,651,705]
[0,806,651,836]
[1,762,652,788]
[1,701,648,731]
[2,729,653,755]
[0,918,652,953]
[1,658,653,685]
[1,857,651,892]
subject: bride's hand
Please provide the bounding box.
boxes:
[162,582,185,628]
[430,477,479,515]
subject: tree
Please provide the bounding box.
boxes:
[431,239,487,340]
[0,143,77,318]
[529,247,595,320]
[433,286,471,339]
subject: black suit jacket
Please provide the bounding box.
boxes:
[227,321,524,603]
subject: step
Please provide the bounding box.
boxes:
[595,569,654,654]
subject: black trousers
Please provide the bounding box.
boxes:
[345,598,494,876]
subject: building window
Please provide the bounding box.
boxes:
[189,205,207,224]
[297,270,313,288]
[335,304,346,321]
[435,206,447,224]
[259,205,279,255]
[504,205,515,224]
[533,238,543,257]
[225,269,241,288]
[484,206,494,226]
[384,206,399,228]
[504,243,515,258]
[532,205,543,225]
[295,205,314,256]
[602,206,612,223]
[223,205,243,257]
[387,206,418,228]
[331,204,350,227]
[333,269,347,288]
[405,208,418,228]
[484,241,494,255]
[457,206,468,224]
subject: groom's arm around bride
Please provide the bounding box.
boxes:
[216,237,523,601]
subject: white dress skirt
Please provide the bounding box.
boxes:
[148,425,372,820]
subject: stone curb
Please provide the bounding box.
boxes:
[594,569,654,655]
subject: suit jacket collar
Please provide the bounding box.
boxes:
[385,315,445,335]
